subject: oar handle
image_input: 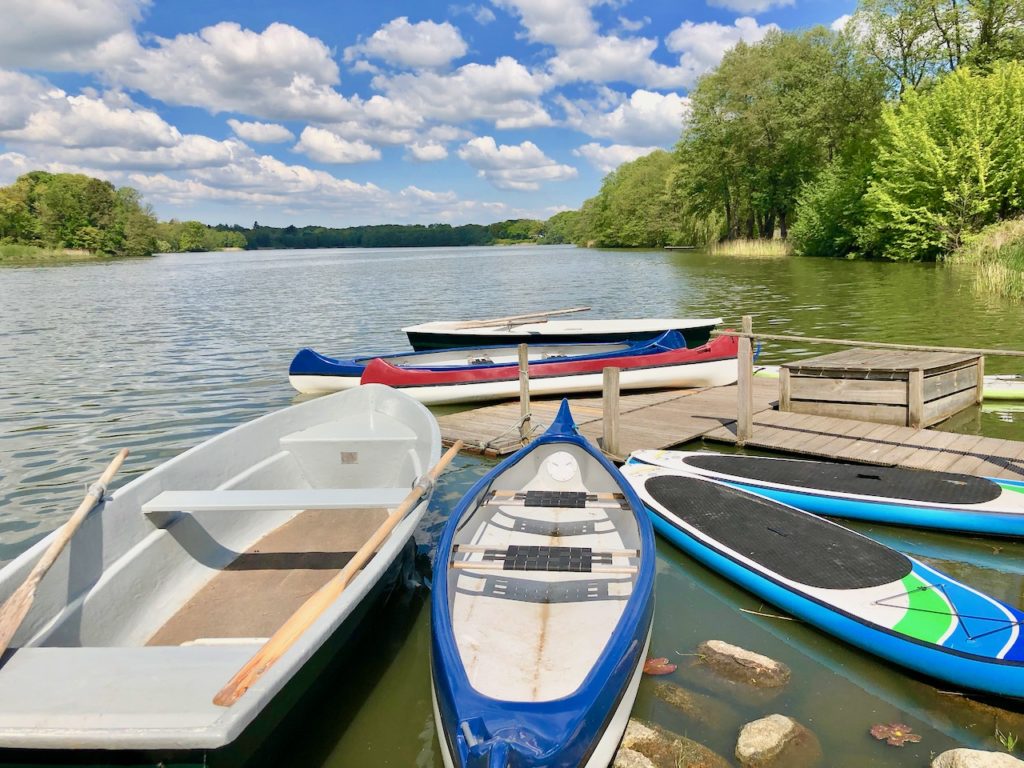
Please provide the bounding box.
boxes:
[213,440,463,707]
[0,448,129,658]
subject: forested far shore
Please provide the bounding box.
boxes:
[0,170,571,263]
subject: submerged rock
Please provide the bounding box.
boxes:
[652,681,741,730]
[932,749,1024,768]
[613,747,657,768]
[735,714,822,768]
[697,640,792,689]
[616,717,730,768]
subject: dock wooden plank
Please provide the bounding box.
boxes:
[436,377,1023,481]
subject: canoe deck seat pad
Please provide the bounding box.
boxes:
[686,454,1001,505]
[481,545,610,572]
[645,475,913,590]
[524,491,589,508]
[457,574,631,604]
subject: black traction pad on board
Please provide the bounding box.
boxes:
[645,474,912,590]
[684,454,1001,505]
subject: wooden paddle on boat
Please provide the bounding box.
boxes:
[0,448,129,658]
[213,440,463,706]
[450,306,590,329]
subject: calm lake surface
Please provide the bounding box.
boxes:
[1,244,1023,766]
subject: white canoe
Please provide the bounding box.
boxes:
[403,318,722,351]
[0,384,440,752]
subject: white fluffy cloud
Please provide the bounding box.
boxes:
[373,57,553,129]
[103,22,357,122]
[492,0,600,48]
[3,91,181,150]
[0,0,147,70]
[344,17,468,70]
[707,0,794,13]
[294,127,381,164]
[407,141,449,161]
[227,119,294,143]
[561,89,689,145]
[458,136,577,190]
[665,17,779,86]
[574,142,660,172]
[547,35,690,88]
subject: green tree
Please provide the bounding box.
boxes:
[675,27,886,241]
[178,221,208,252]
[860,61,1024,260]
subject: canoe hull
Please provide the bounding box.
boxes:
[431,401,656,766]
[289,332,688,396]
[362,336,739,405]
[404,318,721,351]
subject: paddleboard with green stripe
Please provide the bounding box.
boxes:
[624,463,1024,698]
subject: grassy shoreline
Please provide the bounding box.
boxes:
[709,238,793,257]
[0,244,125,266]
[948,219,1024,301]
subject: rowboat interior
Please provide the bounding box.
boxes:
[443,445,643,702]
[0,387,436,749]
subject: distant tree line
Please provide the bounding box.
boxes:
[0,170,574,258]
[568,0,1024,262]
[225,217,559,250]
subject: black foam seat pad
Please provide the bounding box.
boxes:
[645,475,912,590]
[685,454,1001,506]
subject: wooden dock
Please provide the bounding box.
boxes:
[437,378,1024,481]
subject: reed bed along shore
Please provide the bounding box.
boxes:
[948,219,1024,302]
[0,244,106,265]
[708,238,793,258]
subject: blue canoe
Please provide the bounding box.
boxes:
[630,450,1024,538]
[622,462,1024,699]
[432,401,655,768]
[289,330,686,394]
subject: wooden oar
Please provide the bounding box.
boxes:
[213,440,463,707]
[0,448,129,657]
[451,306,590,330]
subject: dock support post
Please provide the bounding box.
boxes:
[602,366,620,457]
[976,355,985,404]
[908,368,924,429]
[737,315,754,445]
[518,344,531,442]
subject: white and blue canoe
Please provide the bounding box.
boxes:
[630,450,1024,538]
[289,331,687,395]
[432,400,655,768]
[622,462,1024,698]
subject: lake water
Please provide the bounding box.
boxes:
[1,245,1023,766]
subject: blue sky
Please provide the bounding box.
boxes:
[0,0,856,228]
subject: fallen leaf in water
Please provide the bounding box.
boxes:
[644,657,677,675]
[870,723,921,747]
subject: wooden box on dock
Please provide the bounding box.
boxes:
[778,349,983,429]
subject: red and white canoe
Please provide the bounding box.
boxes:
[359,335,739,405]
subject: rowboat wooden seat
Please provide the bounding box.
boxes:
[142,488,409,514]
[141,488,408,527]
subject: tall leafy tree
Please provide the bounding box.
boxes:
[675,27,886,241]
[860,61,1024,260]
